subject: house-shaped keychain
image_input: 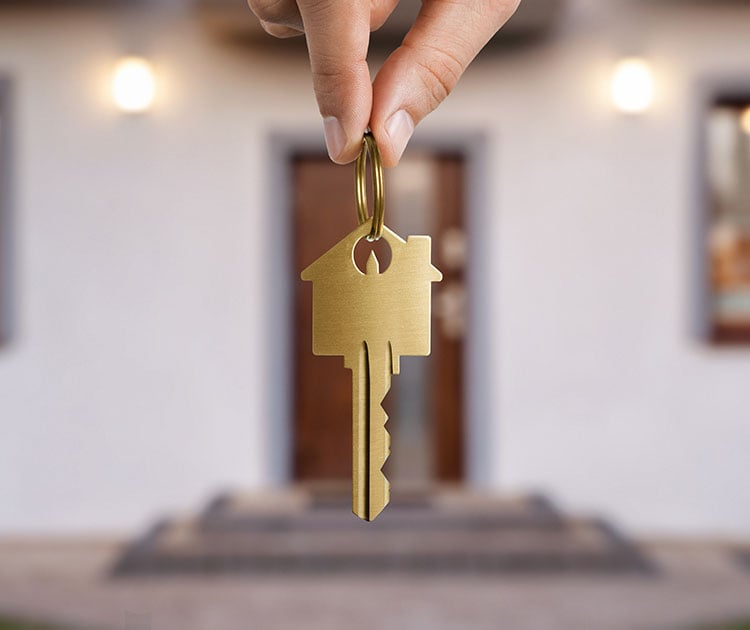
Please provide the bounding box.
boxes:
[301,221,442,367]
[301,220,442,520]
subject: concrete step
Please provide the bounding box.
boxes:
[113,489,651,575]
[197,488,565,533]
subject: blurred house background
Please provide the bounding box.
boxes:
[0,0,749,545]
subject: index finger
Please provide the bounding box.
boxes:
[297,0,373,164]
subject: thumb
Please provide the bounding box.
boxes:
[371,0,520,167]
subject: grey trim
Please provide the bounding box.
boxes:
[0,77,13,347]
[263,130,309,485]
[265,129,495,488]
[461,134,494,488]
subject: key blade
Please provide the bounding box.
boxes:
[351,341,391,521]
[351,341,370,520]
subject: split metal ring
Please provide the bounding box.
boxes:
[355,131,384,241]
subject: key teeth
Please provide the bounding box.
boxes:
[373,405,390,521]
[355,344,393,523]
[381,406,390,470]
[367,471,390,522]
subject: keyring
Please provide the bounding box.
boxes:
[355,131,384,241]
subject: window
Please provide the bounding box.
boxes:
[0,79,10,345]
[706,95,750,344]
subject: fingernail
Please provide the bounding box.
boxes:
[323,116,346,162]
[385,110,414,163]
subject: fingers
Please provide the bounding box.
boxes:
[248,0,398,163]
[249,0,510,165]
[296,0,374,164]
[371,0,520,166]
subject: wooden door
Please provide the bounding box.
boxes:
[293,153,465,484]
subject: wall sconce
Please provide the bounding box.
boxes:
[610,58,654,114]
[741,107,750,136]
[112,57,157,114]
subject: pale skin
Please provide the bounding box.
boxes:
[246,0,521,166]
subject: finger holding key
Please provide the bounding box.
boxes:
[248,0,399,163]
[247,0,519,166]
[370,0,521,167]
[296,0,378,164]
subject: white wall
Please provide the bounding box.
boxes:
[476,0,750,537]
[0,0,748,536]
[0,3,320,533]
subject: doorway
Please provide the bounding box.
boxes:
[292,151,467,487]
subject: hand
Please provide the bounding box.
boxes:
[247,0,520,166]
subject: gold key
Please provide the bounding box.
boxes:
[301,133,442,521]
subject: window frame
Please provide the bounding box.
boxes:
[696,80,750,346]
[0,77,12,346]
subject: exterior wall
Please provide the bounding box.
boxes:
[0,0,748,535]
[0,3,316,533]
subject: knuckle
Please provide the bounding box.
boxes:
[311,63,359,97]
[309,58,368,114]
[247,0,295,25]
[410,45,464,110]
[419,62,452,110]
[311,49,367,78]
[299,0,336,21]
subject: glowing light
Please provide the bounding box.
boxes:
[741,107,750,135]
[112,57,156,113]
[610,58,654,114]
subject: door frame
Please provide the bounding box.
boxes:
[263,128,497,489]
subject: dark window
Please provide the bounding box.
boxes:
[706,95,750,344]
[0,79,10,345]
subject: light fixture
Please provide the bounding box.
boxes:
[112,57,156,114]
[741,106,750,136]
[610,58,655,114]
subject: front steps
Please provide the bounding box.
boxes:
[112,486,651,575]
